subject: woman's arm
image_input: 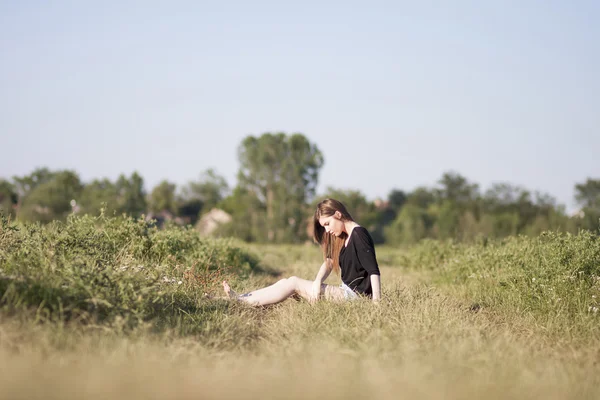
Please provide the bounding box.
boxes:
[315,258,333,282]
[370,274,381,303]
[311,259,333,301]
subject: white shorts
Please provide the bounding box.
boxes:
[340,282,359,300]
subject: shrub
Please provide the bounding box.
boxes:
[0,213,259,331]
[389,231,600,335]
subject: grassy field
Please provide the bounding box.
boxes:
[1,216,599,399]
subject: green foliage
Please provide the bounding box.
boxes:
[0,179,17,218]
[405,187,436,209]
[436,171,479,206]
[235,132,324,242]
[3,237,600,398]
[115,172,147,216]
[12,167,55,197]
[17,170,83,223]
[387,189,407,211]
[181,169,228,212]
[78,178,119,215]
[575,178,600,209]
[390,231,600,334]
[218,186,266,242]
[4,163,598,244]
[574,178,600,232]
[0,214,259,331]
[177,168,229,225]
[382,176,587,244]
[384,204,432,244]
[432,200,462,238]
[375,189,407,231]
[148,180,177,214]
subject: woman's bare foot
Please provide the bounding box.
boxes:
[222,281,238,299]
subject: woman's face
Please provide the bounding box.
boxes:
[318,212,345,237]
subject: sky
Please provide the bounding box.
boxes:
[1,1,598,212]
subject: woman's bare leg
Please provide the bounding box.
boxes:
[223,277,346,306]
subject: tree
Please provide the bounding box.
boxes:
[383,187,437,243]
[17,170,83,223]
[176,169,229,225]
[378,189,407,227]
[237,132,324,242]
[490,211,520,237]
[457,210,483,241]
[0,179,17,218]
[218,186,266,242]
[384,204,432,245]
[388,189,407,212]
[12,167,56,216]
[482,183,532,237]
[180,169,229,214]
[575,178,600,209]
[406,187,436,209]
[436,171,479,206]
[483,183,525,209]
[13,167,55,198]
[176,198,203,226]
[115,172,147,216]
[79,178,119,215]
[574,178,600,232]
[434,200,461,239]
[148,180,177,214]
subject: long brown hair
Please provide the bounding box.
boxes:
[312,198,354,274]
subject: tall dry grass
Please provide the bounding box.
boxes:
[1,218,599,399]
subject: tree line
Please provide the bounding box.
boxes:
[1,132,598,244]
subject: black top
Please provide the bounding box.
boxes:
[339,226,381,297]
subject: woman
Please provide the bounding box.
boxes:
[222,198,381,305]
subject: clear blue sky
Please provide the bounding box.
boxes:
[1,1,598,212]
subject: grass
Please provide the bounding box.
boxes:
[378,231,600,342]
[0,216,599,399]
[0,213,259,332]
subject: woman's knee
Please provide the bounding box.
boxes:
[287,276,299,290]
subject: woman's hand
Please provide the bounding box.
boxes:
[370,274,381,304]
[310,280,322,303]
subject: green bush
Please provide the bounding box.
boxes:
[386,231,600,335]
[0,213,259,331]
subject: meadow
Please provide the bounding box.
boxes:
[0,214,599,400]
